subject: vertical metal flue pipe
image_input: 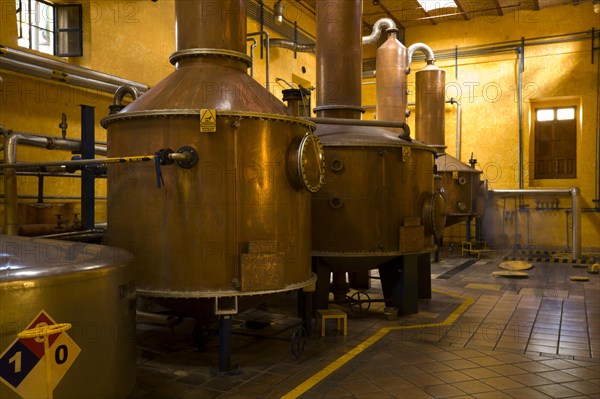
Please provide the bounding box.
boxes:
[315,0,363,119]
[174,0,246,69]
[3,134,19,235]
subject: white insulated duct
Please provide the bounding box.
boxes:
[406,43,435,73]
[362,18,397,45]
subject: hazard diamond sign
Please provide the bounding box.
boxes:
[0,310,81,398]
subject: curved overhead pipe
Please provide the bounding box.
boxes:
[270,38,315,53]
[490,188,581,259]
[406,43,435,73]
[362,18,397,45]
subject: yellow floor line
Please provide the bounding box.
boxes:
[281,289,474,399]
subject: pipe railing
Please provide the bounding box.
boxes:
[490,188,581,259]
[1,130,107,235]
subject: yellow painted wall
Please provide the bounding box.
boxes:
[1,0,317,232]
[362,4,599,251]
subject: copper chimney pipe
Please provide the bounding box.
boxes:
[175,1,245,52]
[376,30,408,138]
[315,0,364,119]
[172,0,247,71]
[415,63,446,151]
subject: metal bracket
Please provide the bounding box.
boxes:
[214,296,238,315]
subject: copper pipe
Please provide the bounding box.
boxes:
[315,0,363,119]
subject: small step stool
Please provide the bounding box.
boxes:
[316,309,347,337]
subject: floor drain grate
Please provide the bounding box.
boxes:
[518,288,569,298]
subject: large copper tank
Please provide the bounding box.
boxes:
[311,1,441,314]
[0,235,135,399]
[101,1,318,306]
[312,126,439,270]
[414,63,485,226]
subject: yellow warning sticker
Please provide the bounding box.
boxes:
[200,109,217,133]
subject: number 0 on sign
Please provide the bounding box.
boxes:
[0,310,81,399]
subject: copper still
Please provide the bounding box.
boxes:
[311,0,444,314]
[101,0,322,316]
[413,61,485,227]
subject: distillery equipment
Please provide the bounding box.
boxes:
[310,0,445,315]
[0,235,135,399]
[412,55,486,229]
[100,0,323,370]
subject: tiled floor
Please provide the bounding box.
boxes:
[131,253,600,398]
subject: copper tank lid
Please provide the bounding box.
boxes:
[102,0,290,126]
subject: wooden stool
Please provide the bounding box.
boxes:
[316,309,347,336]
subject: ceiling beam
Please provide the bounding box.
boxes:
[376,0,406,29]
[492,0,505,15]
[412,0,438,25]
[453,0,470,20]
[294,0,316,16]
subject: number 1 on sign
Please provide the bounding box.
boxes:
[8,351,21,373]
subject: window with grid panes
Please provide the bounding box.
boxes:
[16,0,83,57]
[534,106,577,179]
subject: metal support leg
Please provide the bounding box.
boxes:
[80,105,95,230]
[218,315,232,373]
[378,255,419,315]
[417,252,432,299]
[313,257,331,310]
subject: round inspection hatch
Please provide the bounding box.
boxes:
[288,133,325,193]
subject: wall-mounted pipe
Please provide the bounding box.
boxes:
[448,98,462,160]
[362,18,396,45]
[270,39,315,53]
[0,45,148,93]
[247,38,257,77]
[0,57,120,93]
[406,43,435,73]
[490,188,581,259]
[247,31,270,91]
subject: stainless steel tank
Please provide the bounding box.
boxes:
[100,0,320,313]
[0,235,135,399]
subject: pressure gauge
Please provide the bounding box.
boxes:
[288,132,325,193]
